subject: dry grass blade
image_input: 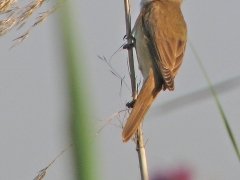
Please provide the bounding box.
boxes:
[89,110,129,144]
[0,0,65,47]
[34,167,47,180]
[10,29,29,48]
[98,55,131,92]
[0,0,17,13]
[77,109,129,145]
[95,109,129,130]
[33,144,72,180]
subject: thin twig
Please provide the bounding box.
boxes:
[33,144,72,180]
[97,55,131,92]
[123,0,137,99]
[123,0,149,179]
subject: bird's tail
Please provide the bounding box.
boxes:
[122,69,161,142]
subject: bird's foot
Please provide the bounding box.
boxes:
[126,99,136,108]
[123,35,135,50]
[123,34,135,41]
[123,43,134,50]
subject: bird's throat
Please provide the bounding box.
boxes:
[140,0,152,8]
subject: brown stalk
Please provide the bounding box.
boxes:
[123,0,149,179]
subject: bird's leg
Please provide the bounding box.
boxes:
[126,99,136,108]
[123,34,136,108]
[123,35,135,50]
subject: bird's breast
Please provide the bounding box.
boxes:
[134,22,153,82]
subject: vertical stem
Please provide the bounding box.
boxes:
[136,127,149,180]
[124,0,137,99]
[123,1,149,179]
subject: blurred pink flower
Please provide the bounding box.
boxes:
[151,166,193,180]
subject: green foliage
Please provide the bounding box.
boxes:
[189,40,240,162]
[60,2,98,180]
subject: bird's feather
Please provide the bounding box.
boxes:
[122,68,161,142]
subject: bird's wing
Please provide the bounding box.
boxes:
[142,1,187,90]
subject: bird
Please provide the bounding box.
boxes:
[122,0,187,142]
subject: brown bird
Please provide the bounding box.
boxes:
[122,0,187,142]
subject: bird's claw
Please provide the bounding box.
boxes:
[123,43,135,50]
[126,99,136,108]
[123,35,136,49]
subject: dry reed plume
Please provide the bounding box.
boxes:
[0,0,63,48]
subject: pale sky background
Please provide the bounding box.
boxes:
[1,0,240,180]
